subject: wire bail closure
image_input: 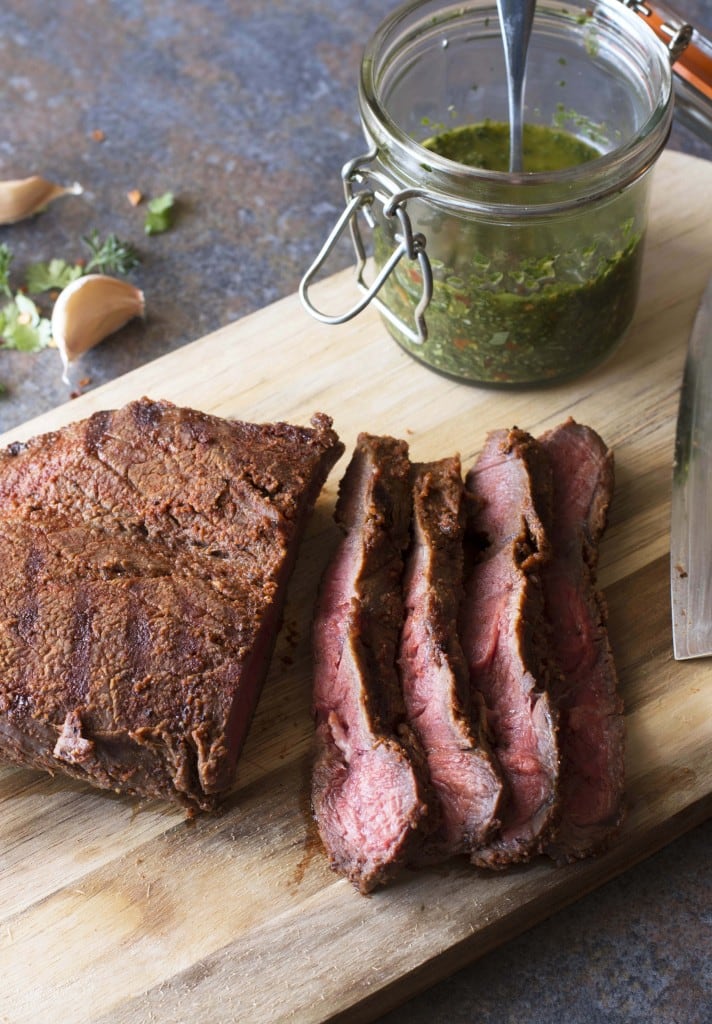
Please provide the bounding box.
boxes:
[299,148,433,344]
[621,0,693,62]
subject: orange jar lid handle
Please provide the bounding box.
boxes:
[625,0,712,102]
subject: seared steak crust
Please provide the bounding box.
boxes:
[538,418,624,862]
[399,458,502,858]
[311,433,432,892]
[461,429,559,867]
[0,398,343,811]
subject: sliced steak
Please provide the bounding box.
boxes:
[0,398,343,812]
[312,433,432,892]
[538,418,624,862]
[461,428,559,867]
[399,457,502,859]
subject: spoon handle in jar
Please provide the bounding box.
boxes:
[496,0,537,172]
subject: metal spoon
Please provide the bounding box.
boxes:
[496,0,537,173]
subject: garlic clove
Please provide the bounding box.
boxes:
[0,175,83,225]
[51,274,145,384]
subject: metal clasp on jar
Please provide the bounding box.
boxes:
[620,1,693,63]
[299,148,433,344]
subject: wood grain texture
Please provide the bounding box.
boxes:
[1,150,712,1024]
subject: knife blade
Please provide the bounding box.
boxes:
[671,272,712,659]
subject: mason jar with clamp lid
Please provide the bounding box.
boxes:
[300,0,681,387]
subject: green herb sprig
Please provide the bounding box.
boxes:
[144,192,175,235]
[0,233,143,362]
[0,244,15,300]
[82,230,142,275]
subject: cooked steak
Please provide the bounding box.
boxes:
[0,398,343,811]
[461,428,559,867]
[311,433,433,892]
[399,457,503,859]
[538,418,624,862]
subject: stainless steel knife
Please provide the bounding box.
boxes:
[671,273,712,659]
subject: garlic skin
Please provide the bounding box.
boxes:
[51,274,145,384]
[0,175,83,225]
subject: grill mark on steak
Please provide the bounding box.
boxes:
[312,433,433,892]
[461,428,559,867]
[537,418,624,862]
[17,544,43,644]
[399,458,503,859]
[66,588,94,707]
[124,585,153,680]
[0,399,343,811]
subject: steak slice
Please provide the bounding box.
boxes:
[0,398,343,811]
[461,428,559,867]
[312,433,432,892]
[399,457,502,859]
[538,418,624,862]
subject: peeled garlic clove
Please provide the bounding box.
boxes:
[0,175,83,225]
[52,274,145,384]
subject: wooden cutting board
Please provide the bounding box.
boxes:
[2,149,712,1024]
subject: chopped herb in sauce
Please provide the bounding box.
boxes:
[423,120,599,172]
[374,120,644,386]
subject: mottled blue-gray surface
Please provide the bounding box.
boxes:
[0,0,386,429]
[0,2,710,1022]
[0,0,710,433]
[378,819,712,1023]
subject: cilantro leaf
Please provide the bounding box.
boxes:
[0,244,14,299]
[0,294,53,352]
[25,258,84,293]
[82,230,141,275]
[144,191,175,235]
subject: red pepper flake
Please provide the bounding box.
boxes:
[91,129,106,142]
[70,377,92,399]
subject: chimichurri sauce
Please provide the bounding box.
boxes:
[375,121,644,386]
[423,120,600,172]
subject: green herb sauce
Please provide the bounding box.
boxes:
[423,120,599,172]
[375,120,644,386]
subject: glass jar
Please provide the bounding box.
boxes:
[301,0,675,387]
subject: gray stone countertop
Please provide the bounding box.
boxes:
[0,1,710,1021]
